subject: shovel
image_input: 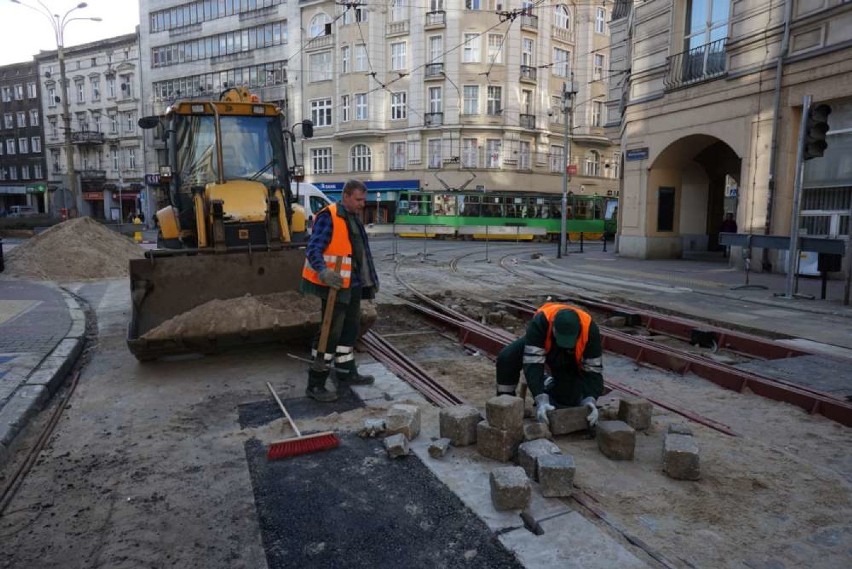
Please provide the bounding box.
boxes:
[311,256,343,374]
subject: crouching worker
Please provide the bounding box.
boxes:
[496,302,603,427]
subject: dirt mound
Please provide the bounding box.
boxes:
[4,217,144,281]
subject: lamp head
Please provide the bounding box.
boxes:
[77,2,88,8]
[90,17,102,21]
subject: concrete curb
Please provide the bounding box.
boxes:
[0,288,86,464]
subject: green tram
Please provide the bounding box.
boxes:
[394,190,618,241]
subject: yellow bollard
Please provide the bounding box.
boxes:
[133,216,143,243]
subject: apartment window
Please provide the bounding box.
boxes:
[522,38,535,66]
[462,138,478,168]
[309,51,333,82]
[429,36,443,63]
[92,113,101,132]
[109,114,118,133]
[310,13,331,37]
[4,114,12,129]
[462,33,480,63]
[21,164,30,180]
[6,139,15,155]
[682,0,729,80]
[311,147,333,174]
[124,112,135,133]
[465,0,482,9]
[389,141,406,170]
[119,75,133,98]
[34,164,42,178]
[91,78,100,101]
[341,46,350,73]
[48,119,57,137]
[355,93,368,120]
[462,85,479,115]
[29,109,39,127]
[553,48,570,77]
[76,81,85,103]
[107,77,116,98]
[486,139,501,168]
[76,113,87,132]
[428,138,442,168]
[111,147,119,170]
[592,100,605,127]
[390,92,407,120]
[554,5,570,29]
[487,34,503,64]
[127,148,136,170]
[355,45,368,72]
[311,98,333,127]
[350,144,372,172]
[47,87,57,108]
[522,90,533,115]
[585,150,601,176]
[428,86,442,112]
[593,53,605,81]
[519,141,531,171]
[31,136,42,153]
[550,145,564,172]
[343,2,368,24]
[595,8,607,34]
[14,84,23,100]
[487,86,502,115]
[27,82,37,98]
[8,165,17,180]
[391,0,407,22]
[341,95,350,122]
[391,42,407,71]
[18,138,29,154]
[610,152,621,179]
[1,87,10,102]
[17,111,26,128]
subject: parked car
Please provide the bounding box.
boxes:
[8,205,38,217]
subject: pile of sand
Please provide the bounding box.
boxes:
[4,217,145,281]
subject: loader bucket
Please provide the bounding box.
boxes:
[127,246,320,361]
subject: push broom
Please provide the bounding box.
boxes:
[266,382,340,460]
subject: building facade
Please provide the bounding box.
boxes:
[607,0,852,263]
[35,33,145,221]
[0,61,47,214]
[137,0,619,220]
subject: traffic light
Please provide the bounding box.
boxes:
[803,103,831,160]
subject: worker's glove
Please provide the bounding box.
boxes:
[319,269,344,289]
[535,394,555,425]
[581,396,599,427]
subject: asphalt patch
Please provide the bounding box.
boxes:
[238,385,363,429]
[240,404,522,569]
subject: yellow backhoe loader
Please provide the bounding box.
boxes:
[127,87,319,360]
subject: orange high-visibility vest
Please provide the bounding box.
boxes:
[301,203,354,288]
[536,302,592,366]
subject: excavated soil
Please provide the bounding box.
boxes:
[3,217,144,281]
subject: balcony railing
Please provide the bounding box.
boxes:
[520,65,537,82]
[305,33,333,51]
[551,26,573,43]
[71,131,105,145]
[79,169,106,180]
[520,14,538,30]
[425,10,446,27]
[424,63,444,79]
[519,114,535,129]
[424,112,444,127]
[664,38,727,90]
[386,20,409,36]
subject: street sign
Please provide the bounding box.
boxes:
[566,164,578,175]
[626,147,649,161]
[26,183,47,194]
[144,173,160,185]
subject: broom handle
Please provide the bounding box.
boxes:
[266,382,301,438]
[316,256,344,357]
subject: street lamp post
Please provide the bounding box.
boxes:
[558,77,577,259]
[11,0,101,218]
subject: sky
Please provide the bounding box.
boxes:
[0,0,140,66]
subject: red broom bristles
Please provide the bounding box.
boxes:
[267,432,340,460]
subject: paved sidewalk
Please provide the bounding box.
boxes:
[0,278,86,463]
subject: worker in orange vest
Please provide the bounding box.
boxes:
[496,303,604,427]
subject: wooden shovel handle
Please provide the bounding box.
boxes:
[316,256,344,356]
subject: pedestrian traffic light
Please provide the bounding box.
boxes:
[803,103,831,160]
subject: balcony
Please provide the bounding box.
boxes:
[79,169,106,180]
[424,63,444,79]
[425,10,446,28]
[424,112,444,127]
[305,33,333,51]
[72,131,105,145]
[386,20,409,37]
[520,14,538,31]
[664,38,727,91]
[520,65,537,83]
[519,114,535,129]
[552,26,573,43]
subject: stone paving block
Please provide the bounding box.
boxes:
[384,433,409,458]
[663,433,700,480]
[485,395,524,431]
[538,453,576,497]
[517,438,561,481]
[596,420,635,460]
[523,422,552,441]
[617,397,653,431]
[547,406,590,435]
[489,466,531,511]
[438,404,481,446]
[428,438,452,459]
[597,393,621,421]
[386,403,421,440]
[477,421,521,462]
[667,423,693,436]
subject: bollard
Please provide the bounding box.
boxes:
[603,234,608,252]
[133,216,143,243]
[0,238,4,273]
[579,232,584,253]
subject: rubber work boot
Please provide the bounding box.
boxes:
[306,372,338,402]
[338,371,375,385]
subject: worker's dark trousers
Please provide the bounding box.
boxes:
[495,337,583,407]
[310,287,362,384]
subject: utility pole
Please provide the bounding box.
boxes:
[558,77,576,259]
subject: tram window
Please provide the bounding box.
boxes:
[604,199,618,220]
[433,194,456,216]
